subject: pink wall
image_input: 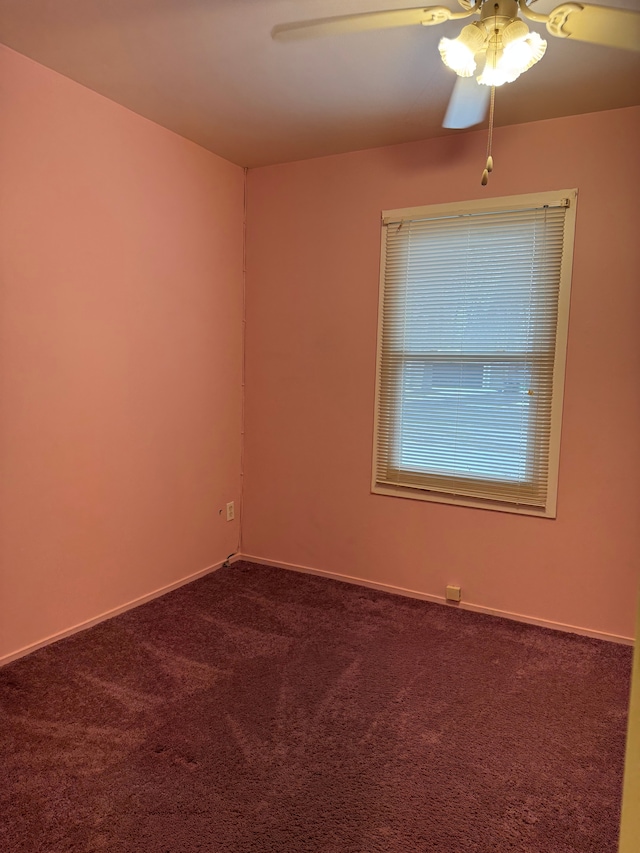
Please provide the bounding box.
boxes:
[243,106,640,641]
[0,46,245,662]
[1,42,638,658]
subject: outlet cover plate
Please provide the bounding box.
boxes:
[445,584,461,602]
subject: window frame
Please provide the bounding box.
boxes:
[371,189,578,518]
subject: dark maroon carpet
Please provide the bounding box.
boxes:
[0,562,632,852]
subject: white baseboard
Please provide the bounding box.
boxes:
[239,553,635,646]
[3,552,632,667]
[0,558,229,668]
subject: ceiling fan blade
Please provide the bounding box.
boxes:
[443,76,490,129]
[272,6,459,41]
[546,3,640,51]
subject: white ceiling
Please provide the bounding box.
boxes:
[1,0,638,167]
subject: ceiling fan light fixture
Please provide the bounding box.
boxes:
[438,23,486,77]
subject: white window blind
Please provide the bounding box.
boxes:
[373,191,576,516]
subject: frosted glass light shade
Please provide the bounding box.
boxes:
[477,24,547,87]
[439,24,487,77]
[503,30,547,75]
[439,38,476,76]
[500,19,529,48]
[477,44,519,87]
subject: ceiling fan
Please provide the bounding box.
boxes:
[272,1,640,136]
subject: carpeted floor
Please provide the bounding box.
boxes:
[0,561,632,852]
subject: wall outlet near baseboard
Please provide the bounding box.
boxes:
[446,584,461,603]
[226,501,235,522]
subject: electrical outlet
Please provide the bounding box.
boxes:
[226,501,235,522]
[446,584,461,602]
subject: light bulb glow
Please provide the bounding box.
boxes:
[439,38,476,77]
[478,62,519,87]
[477,26,546,87]
[438,24,486,77]
[503,31,547,74]
[477,43,518,87]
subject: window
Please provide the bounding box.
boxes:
[372,190,577,517]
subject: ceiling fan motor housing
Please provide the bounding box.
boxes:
[479,0,520,30]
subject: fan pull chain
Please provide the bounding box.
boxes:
[481,85,496,186]
[482,4,499,186]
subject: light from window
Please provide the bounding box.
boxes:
[373,191,577,517]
